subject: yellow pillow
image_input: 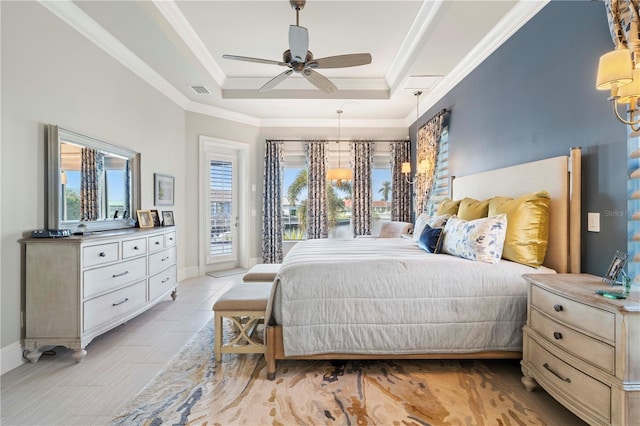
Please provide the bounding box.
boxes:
[488,191,551,268]
[457,197,489,221]
[436,198,461,216]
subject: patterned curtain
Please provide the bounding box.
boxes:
[124,159,131,218]
[351,141,374,236]
[261,141,284,263]
[80,147,103,221]
[305,141,328,239]
[415,112,445,217]
[390,140,411,223]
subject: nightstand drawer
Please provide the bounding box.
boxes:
[148,235,164,252]
[528,337,611,423]
[531,284,615,341]
[122,237,146,258]
[83,242,119,267]
[165,231,176,247]
[530,309,614,374]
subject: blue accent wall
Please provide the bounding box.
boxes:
[411,1,627,275]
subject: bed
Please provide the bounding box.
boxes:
[264,148,581,380]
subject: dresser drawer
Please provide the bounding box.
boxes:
[528,337,611,423]
[149,265,177,301]
[148,246,176,276]
[148,235,164,252]
[122,237,146,259]
[83,257,147,299]
[164,231,176,247]
[83,280,146,332]
[530,309,614,374]
[531,284,615,342]
[83,242,119,267]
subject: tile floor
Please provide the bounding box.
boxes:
[1,274,586,425]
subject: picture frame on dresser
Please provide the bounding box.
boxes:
[150,209,161,227]
[603,250,628,285]
[154,173,174,206]
[162,210,175,226]
[137,210,153,228]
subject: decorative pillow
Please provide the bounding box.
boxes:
[436,198,461,216]
[488,191,551,268]
[441,214,507,264]
[457,197,490,221]
[418,224,444,253]
[413,213,450,242]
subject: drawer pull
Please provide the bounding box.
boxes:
[99,252,107,257]
[553,331,563,340]
[169,238,174,241]
[112,271,129,278]
[161,256,170,262]
[133,246,139,250]
[155,241,161,246]
[112,298,129,307]
[553,304,563,312]
[543,363,571,383]
[161,277,170,284]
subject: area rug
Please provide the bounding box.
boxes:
[206,268,247,278]
[112,321,547,425]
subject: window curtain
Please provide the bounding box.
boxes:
[351,141,374,236]
[80,147,103,221]
[415,112,445,217]
[305,141,328,239]
[424,126,449,216]
[390,140,411,223]
[261,141,284,263]
[124,159,131,217]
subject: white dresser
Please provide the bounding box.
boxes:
[521,273,640,425]
[23,227,178,363]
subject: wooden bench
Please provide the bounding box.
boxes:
[242,263,281,283]
[212,283,272,362]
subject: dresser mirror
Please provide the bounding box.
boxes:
[46,124,141,232]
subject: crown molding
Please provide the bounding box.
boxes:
[186,101,261,127]
[259,118,408,128]
[406,0,549,123]
[38,0,191,110]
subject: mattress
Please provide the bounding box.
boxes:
[268,238,555,357]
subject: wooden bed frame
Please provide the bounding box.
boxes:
[265,148,582,380]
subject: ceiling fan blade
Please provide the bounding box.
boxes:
[302,69,337,94]
[222,54,287,67]
[310,53,372,69]
[289,25,309,63]
[259,69,294,92]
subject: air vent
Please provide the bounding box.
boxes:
[189,85,211,95]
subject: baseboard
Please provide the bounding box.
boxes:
[1,340,25,375]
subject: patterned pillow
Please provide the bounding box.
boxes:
[441,214,507,264]
[413,213,450,242]
[418,224,444,253]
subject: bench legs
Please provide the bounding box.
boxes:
[214,310,266,362]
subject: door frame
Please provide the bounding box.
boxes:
[198,135,250,275]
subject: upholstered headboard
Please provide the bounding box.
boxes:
[452,148,581,273]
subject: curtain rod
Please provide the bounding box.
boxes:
[266,139,409,143]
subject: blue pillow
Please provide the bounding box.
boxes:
[418,224,444,253]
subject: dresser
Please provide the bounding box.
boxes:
[521,274,640,425]
[23,227,177,363]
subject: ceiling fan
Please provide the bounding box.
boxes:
[222,0,372,94]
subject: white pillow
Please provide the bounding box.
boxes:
[413,213,450,242]
[441,214,507,264]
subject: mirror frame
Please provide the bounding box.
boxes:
[46,124,141,232]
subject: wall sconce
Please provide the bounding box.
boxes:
[401,159,428,185]
[60,170,67,185]
[596,0,640,130]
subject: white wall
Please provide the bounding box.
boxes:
[0,2,186,370]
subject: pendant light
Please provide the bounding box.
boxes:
[326,109,353,184]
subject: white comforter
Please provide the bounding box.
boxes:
[268,238,555,357]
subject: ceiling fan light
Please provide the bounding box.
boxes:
[596,48,633,90]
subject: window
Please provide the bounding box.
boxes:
[281,141,392,240]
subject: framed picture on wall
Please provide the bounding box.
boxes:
[136,210,154,228]
[154,173,174,206]
[150,209,161,227]
[162,210,175,227]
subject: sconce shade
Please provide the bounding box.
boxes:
[596,48,633,90]
[326,167,352,182]
[401,162,411,174]
[618,68,640,104]
[417,159,429,174]
[60,171,67,185]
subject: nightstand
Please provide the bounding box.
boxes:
[521,273,640,425]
